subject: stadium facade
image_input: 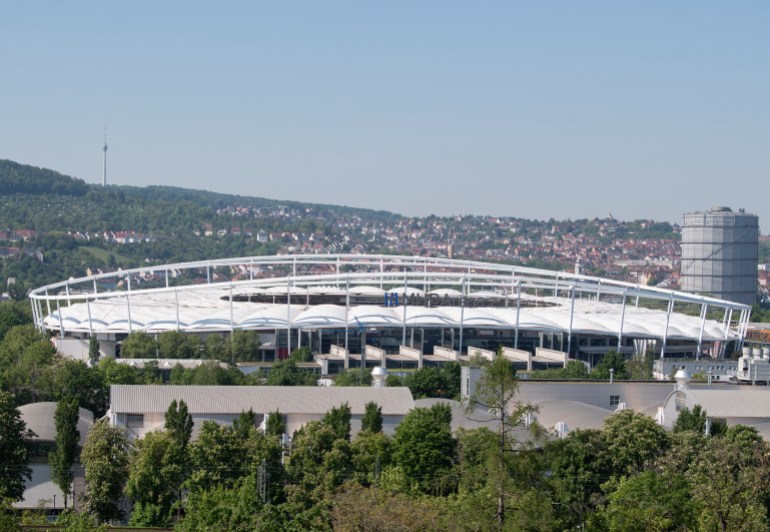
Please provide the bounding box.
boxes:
[29,254,752,367]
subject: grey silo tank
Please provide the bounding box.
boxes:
[680,206,758,305]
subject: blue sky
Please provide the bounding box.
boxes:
[2,2,768,231]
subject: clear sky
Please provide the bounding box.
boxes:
[2,2,768,231]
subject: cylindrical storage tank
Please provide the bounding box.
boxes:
[754,348,762,359]
[681,207,758,305]
[763,347,770,359]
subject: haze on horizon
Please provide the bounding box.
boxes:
[1,2,768,232]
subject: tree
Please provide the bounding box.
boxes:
[391,403,456,495]
[265,409,285,437]
[49,396,80,508]
[334,368,372,387]
[593,471,699,531]
[185,421,248,495]
[322,403,352,442]
[231,330,261,362]
[0,391,34,502]
[119,332,157,359]
[233,409,256,439]
[88,336,100,362]
[673,404,707,434]
[687,434,770,531]
[125,431,184,527]
[80,419,130,523]
[603,410,669,476]
[164,399,193,450]
[591,351,628,380]
[361,401,383,434]
[404,362,461,399]
[290,346,313,362]
[266,359,317,386]
[465,351,537,526]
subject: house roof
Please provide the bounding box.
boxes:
[18,402,94,446]
[676,388,770,419]
[110,385,414,416]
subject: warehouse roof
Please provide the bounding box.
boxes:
[109,385,414,416]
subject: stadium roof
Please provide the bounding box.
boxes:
[29,254,750,345]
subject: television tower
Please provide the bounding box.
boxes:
[102,127,108,186]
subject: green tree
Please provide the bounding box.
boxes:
[119,332,157,359]
[404,362,461,399]
[49,359,108,417]
[465,351,537,526]
[546,429,611,529]
[158,330,199,359]
[265,409,285,437]
[591,351,628,380]
[673,404,707,434]
[164,399,193,451]
[266,359,317,386]
[80,419,129,524]
[290,346,313,362]
[185,421,248,495]
[0,391,34,502]
[361,401,383,434]
[392,403,456,495]
[687,433,770,531]
[88,336,100,361]
[231,330,261,362]
[125,431,184,527]
[49,396,80,508]
[593,471,699,531]
[233,409,256,439]
[322,403,352,442]
[0,300,32,341]
[334,368,373,387]
[603,410,669,477]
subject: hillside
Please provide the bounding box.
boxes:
[0,159,400,232]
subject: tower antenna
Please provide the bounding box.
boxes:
[102,126,108,186]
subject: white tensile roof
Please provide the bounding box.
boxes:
[44,296,737,342]
[30,254,749,344]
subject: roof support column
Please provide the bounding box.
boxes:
[736,309,751,351]
[175,289,180,331]
[207,264,210,284]
[229,282,234,340]
[165,270,169,289]
[459,276,466,356]
[345,277,350,368]
[286,278,292,358]
[566,286,575,357]
[617,291,627,351]
[660,294,674,359]
[697,303,708,358]
[86,298,93,336]
[401,274,408,348]
[722,308,733,358]
[126,277,133,334]
[56,299,64,337]
[514,282,521,350]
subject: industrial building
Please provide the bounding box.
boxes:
[681,206,759,306]
[107,384,414,440]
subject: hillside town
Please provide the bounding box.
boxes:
[4,203,769,293]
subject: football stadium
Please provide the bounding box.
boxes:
[29,254,752,370]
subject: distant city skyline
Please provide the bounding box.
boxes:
[1,2,768,232]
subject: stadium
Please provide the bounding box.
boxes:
[29,254,752,370]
